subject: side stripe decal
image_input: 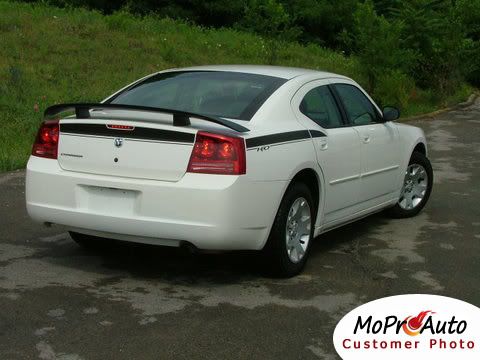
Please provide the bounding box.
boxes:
[246,129,326,148]
[309,130,327,138]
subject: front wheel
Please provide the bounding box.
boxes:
[387,151,433,218]
[263,182,315,277]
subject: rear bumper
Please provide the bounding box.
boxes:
[26,157,287,250]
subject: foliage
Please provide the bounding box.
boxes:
[454,0,480,85]
[281,0,358,47]
[0,0,356,171]
[12,0,480,90]
[14,0,480,85]
[345,0,478,101]
[374,70,416,110]
[389,0,466,93]
[0,1,474,172]
[347,1,416,93]
[237,0,301,63]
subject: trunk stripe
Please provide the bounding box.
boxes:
[60,123,195,144]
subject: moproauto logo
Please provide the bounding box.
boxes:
[402,310,436,336]
[333,294,480,359]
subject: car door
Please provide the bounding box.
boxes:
[292,80,362,226]
[331,81,401,206]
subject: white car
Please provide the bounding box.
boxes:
[26,65,433,276]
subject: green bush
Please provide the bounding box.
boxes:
[454,0,480,86]
[390,0,467,94]
[281,0,358,47]
[236,0,300,64]
[105,10,137,31]
[348,0,416,93]
[348,0,478,98]
[373,70,415,111]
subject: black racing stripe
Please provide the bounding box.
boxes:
[60,123,195,143]
[246,129,326,148]
[309,130,327,138]
[246,130,310,148]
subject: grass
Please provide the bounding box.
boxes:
[0,1,473,171]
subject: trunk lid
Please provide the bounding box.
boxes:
[57,116,196,182]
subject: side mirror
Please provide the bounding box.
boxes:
[382,106,400,122]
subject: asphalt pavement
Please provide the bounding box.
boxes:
[1,100,479,359]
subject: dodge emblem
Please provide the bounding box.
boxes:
[114,138,123,148]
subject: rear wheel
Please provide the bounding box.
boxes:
[387,151,433,218]
[263,182,315,277]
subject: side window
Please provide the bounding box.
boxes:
[334,84,380,126]
[299,86,343,129]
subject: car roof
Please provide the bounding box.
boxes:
[166,64,344,80]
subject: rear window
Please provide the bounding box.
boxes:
[108,71,287,121]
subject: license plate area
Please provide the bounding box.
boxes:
[76,185,139,215]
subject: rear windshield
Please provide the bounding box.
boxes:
[108,71,286,121]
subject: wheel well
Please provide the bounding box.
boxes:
[291,169,320,213]
[413,142,426,155]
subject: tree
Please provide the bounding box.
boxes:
[349,0,415,92]
[391,0,468,93]
[281,0,357,47]
[454,0,480,85]
[237,0,300,63]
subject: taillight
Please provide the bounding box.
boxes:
[32,120,60,159]
[187,131,246,175]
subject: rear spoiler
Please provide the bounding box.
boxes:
[44,103,250,133]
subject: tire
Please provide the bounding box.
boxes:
[69,231,105,250]
[386,151,433,218]
[263,182,315,277]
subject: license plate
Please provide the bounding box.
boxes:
[78,185,139,215]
